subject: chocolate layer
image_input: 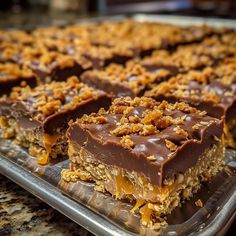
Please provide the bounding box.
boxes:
[145,64,236,122]
[67,97,223,187]
[0,77,111,135]
[0,63,37,96]
[81,62,173,98]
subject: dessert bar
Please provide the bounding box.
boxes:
[145,60,236,147]
[62,97,224,226]
[141,35,236,73]
[81,61,174,97]
[0,63,37,96]
[0,76,111,164]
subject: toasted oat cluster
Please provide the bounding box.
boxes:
[65,96,224,227]
[0,63,34,80]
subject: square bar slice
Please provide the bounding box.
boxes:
[141,35,236,73]
[0,76,111,164]
[24,50,92,82]
[81,61,174,98]
[63,97,224,226]
[0,63,37,96]
[145,60,236,148]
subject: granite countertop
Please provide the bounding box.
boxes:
[0,174,93,236]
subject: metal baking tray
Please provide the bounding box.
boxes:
[0,14,236,236]
[0,139,236,236]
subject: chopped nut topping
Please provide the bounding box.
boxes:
[10,76,104,121]
[192,123,202,130]
[195,199,203,208]
[173,126,188,136]
[83,60,171,95]
[165,139,177,152]
[120,135,134,149]
[147,155,156,161]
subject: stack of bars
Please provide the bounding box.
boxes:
[0,19,236,229]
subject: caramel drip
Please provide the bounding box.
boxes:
[131,199,145,213]
[140,204,153,225]
[43,133,59,153]
[115,174,136,198]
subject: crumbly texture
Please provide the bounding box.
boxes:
[0,63,34,81]
[0,76,108,164]
[224,119,236,148]
[62,136,224,227]
[0,20,233,96]
[0,116,67,164]
[62,97,224,226]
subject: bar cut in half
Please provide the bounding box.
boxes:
[63,97,224,227]
[0,76,111,164]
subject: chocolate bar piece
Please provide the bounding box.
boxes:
[0,76,111,164]
[63,97,224,226]
[25,51,92,82]
[0,63,37,96]
[0,45,92,81]
[145,60,236,148]
[68,44,135,69]
[142,35,236,73]
[86,20,218,56]
[81,61,174,97]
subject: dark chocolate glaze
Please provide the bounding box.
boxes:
[0,90,111,135]
[0,76,37,96]
[81,64,175,98]
[142,64,179,76]
[81,74,135,98]
[83,54,133,69]
[68,107,223,187]
[31,62,90,82]
[146,74,236,122]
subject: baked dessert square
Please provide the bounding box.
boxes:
[145,60,236,148]
[0,76,111,164]
[81,61,174,97]
[141,35,236,73]
[62,97,224,227]
[0,63,37,96]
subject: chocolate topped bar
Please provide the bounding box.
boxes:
[24,51,92,82]
[0,76,111,164]
[141,35,236,73]
[145,60,236,147]
[68,44,135,69]
[81,61,173,97]
[64,97,224,226]
[145,64,236,121]
[0,63,37,96]
[68,97,223,187]
[85,20,218,56]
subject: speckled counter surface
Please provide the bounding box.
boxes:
[0,174,93,236]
